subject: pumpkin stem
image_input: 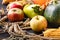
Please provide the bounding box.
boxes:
[36,16,39,20]
[32,6,43,15]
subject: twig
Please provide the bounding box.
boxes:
[0,8,5,15]
[21,27,31,30]
[17,24,26,36]
[24,35,41,40]
[14,21,23,25]
[0,16,7,22]
[8,24,14,34]
[23,18,30,27]
[3,23,9,32]
[23,18,30,24]
[14,23,21,35]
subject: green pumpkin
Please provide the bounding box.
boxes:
[44,0,60,25]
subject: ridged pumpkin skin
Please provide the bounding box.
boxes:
[44,4,60,25]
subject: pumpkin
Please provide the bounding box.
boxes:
[32,0,51,9]
[44,0,60,25]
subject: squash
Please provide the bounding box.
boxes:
[2,0,15,4]
[32,0,51,9]
[2,0,27,4]
[44,0,60,25]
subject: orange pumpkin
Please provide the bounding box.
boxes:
[32,0,51,9]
